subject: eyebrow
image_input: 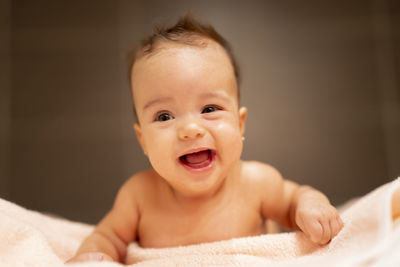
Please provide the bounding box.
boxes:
[199,91,231,101]
[142,91,232,111]
[143,96,174,111]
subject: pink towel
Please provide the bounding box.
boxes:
[0,178,399,267]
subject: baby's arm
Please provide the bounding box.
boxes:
[255,163,343,245]
[289,184,344,244]
[67,178,139,263]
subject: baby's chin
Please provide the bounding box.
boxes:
[153,152,242,200]
[169,174,228,201]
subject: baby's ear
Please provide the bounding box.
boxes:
[239,107,247,136]
[133,123,147,155]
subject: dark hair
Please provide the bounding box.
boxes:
[128,14,240,122]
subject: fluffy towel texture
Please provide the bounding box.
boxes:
[0,178,399,267]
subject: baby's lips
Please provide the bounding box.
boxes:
[178,147,215,158]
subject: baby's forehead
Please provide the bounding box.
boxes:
[132,41,234,84]
[130,40,239,107]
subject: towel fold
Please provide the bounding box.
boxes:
[0,178,399,267]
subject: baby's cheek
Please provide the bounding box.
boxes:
[215,122,243,155]
[145,135,174,171]
[147,148,176,181]
[215,120,242,139]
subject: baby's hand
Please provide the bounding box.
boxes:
[66,252,114,264]
[295,199,344,245]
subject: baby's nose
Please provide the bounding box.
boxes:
[178,122,206,140]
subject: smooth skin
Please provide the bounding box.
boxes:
[68,40,343,263]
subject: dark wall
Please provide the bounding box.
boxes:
[0,0,11,199]
[1,0,399,224]
[8,1,129,222]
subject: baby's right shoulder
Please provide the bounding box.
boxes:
[122,169,159,193]
[112,169,159,209]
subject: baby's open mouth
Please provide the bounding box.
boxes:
[179,149,216,170]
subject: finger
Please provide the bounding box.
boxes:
[66,254,90,263]
[330,217,341,239]
[305,219,323,243]
[296,214,309,238]
[319,219,331,245]
[89,253,113,261]
[66,252,113,263]
[337,215,344,229]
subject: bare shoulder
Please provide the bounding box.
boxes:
[241,161,299,224]
[118,169,159,202]
[122,169,158,190]
[241,160,284,186]
[96,170,159,245]
[240,161,288,205]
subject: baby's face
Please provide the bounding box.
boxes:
[131,41,247,199]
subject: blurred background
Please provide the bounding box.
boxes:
[0,0,399,224]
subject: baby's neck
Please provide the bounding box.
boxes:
[171,178,228,209]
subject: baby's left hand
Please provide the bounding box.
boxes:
[295,199,344,245]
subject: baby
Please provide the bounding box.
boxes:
[68,15,343,263]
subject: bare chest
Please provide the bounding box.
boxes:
[137,196,265,248]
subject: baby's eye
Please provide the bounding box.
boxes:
[155,112,174,122]
[202,105,221,114]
